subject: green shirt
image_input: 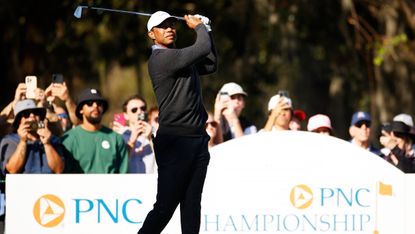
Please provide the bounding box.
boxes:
[61,125,128,173]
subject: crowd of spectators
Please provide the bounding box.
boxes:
[0,78,413,234]
[0,79,414,175]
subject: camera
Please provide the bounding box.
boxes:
[138,112,148,121]
[27,121,45,133]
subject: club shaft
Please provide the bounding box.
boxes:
[84,6,185,20]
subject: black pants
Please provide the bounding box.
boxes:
[138,134,210,234]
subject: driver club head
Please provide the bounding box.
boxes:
[74,6,84,19]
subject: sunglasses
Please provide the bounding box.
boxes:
[21,110,45,121]
[21,110,36,118]
[130,106,147,113]
[355,121,371,128]
[85,100,104,107]
[57,112,69,119]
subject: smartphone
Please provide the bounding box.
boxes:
[138,112,148,122]
[113,113,127,126]
[381,122,391,133]
[278,90,289,98]
[25,76,37,99]
[219,91,229,100]
[52,73,64,84]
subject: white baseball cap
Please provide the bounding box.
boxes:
[219,82,247,96]
[393,113,414,127]
[307,114,332,132]
[147,11,176,32]
[267,94,292,111]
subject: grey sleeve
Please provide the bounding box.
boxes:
[151,24,212,75]
[196,32,218,75]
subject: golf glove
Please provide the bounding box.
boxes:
[195,14,211,32]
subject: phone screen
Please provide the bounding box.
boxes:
[138,112,148,122]
[25,76,37,99]
[277,90,289,98]
[113,113,127,126]
[52,74,64,84]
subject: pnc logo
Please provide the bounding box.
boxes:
[33,194,65,227]
[290,184,313,209]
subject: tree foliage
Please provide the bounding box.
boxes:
[1,0,414,140]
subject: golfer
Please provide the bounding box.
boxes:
[137,11,217,234]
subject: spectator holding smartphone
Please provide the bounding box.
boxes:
[118,95,156,174]
[263,92,293,131]
[380,120,415,173]
[45,75,78,126]
[214,82,257,141]
[112,112,128,134]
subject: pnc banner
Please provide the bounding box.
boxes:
[6,131,415,234]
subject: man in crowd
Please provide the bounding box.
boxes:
[263,93,293,131]
[1,99,64,174]
[61,88,128,173]
[119,95,155,173]
[349,111,381,155]
[214,82,257,141]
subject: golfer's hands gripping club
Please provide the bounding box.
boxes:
[184,15,211,31]
[194,14,212,31]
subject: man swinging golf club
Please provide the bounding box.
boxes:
[137,11,217,234]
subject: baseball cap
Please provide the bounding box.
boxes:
[307,114,332,132]
[267,95,293,111]
[351,111,371,126]
[147,11,177,32]
[219,82,247,96]
[75,88,108,119]
[393,113,413,127]
[293,109,306,121]
[13,99,46,128]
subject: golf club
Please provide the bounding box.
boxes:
[74,5,185,20]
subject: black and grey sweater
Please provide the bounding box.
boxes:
[148,24,217,136]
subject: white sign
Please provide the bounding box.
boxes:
[5,131,415,234]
